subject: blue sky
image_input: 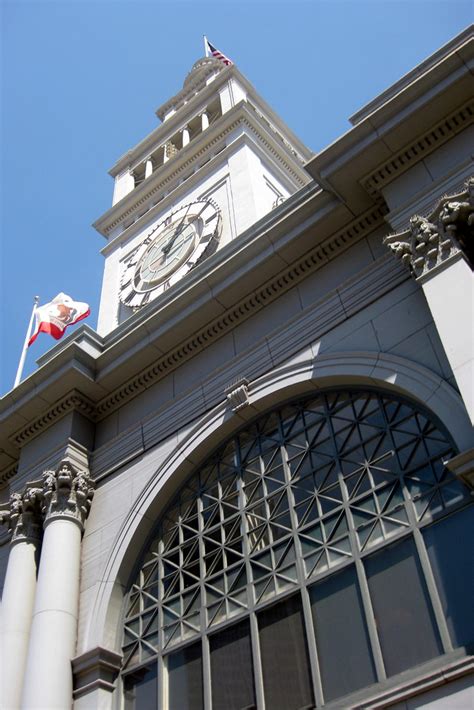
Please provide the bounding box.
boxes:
[1,0,471,395]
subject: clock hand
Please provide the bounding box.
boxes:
[162,201,208,255]
[162,204,193,255]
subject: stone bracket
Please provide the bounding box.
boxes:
[225,377,250,412]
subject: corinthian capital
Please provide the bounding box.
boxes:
[384,176,474,279]
[42,459,95,531]
[0,486,43,544]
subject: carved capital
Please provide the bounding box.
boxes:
[0,486,43,544]
[42,459,95,531]
[384,176,474,279]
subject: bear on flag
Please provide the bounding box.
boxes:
[28,293,90,346]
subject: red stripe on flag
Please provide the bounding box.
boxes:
[28,309,90,346]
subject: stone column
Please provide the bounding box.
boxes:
[384,177,474,423]
[145,157,153,179]
[20,460,95,710]
[0,488,43,710]
[201,110,209,131]
[182,125,190,147]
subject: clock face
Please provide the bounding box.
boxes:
[120,199,221,308]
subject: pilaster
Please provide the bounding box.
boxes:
[384,177,474,423]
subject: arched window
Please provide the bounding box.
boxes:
[121,389,473,709]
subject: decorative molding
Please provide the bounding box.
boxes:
[10,390,96,449]
[0,461,18,487]
[383,176,473,279]
[157,57,225,120]
[42,460,95,531]
[361,100,473,197]
[95,203,387,420]
[90,254,408,481]
[0,485,43,544]
[225,378,250,411]
[97,106,308,238]
[445,448,474,489]
[0,204,387,482]
[72,646,122,699]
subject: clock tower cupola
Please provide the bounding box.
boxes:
[93,55,312,335]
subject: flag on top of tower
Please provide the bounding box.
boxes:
[28,293,90,346]
[204,37,233,66]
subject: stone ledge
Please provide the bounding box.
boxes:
[361,654,474,710]
[72,646,122,699]
[446,448,474,489]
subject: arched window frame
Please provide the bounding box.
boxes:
[119,387,473,709]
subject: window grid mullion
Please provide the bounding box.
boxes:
[280,422,324,710]
[328,393,387,683]
[121,389,469,709]
[158,543,165,710]
[399,470,454,655]
[197,491,212,710]
[237,436,266,710]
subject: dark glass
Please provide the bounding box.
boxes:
[210,619,256,710]
[310,565,376,701]
[424,506,474,649]
[365,536,442,676]
[258,594,314,710]
[167,641,203,710]
[123,664,157,710]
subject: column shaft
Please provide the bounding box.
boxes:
[1,539,39,709]
[21,519,82,709]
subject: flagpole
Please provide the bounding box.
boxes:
[14,296,39,388]
[203,35,209,57]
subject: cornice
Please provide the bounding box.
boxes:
[361,99,474,198]
[95,101,310,239]
[94,202,387,420]
[10,390,96,449]
[109,63,311,179]
[0,462,18,488]
[110,64,228,177]
[0,198,386,481]
[350,27,474,126]
[100,123,310,259]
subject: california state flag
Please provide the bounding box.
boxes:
[28,293,90,346]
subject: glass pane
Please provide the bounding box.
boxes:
[167,641,203,710]
[365,536,442,676]
[258,594,314,710]
[424,506,474,649]
[310,565,376,701]
[123,664,157,710]
[210,619,255,710]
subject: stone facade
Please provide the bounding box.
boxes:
[0,27,473,710]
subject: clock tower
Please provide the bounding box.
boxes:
[93,56,312,334]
